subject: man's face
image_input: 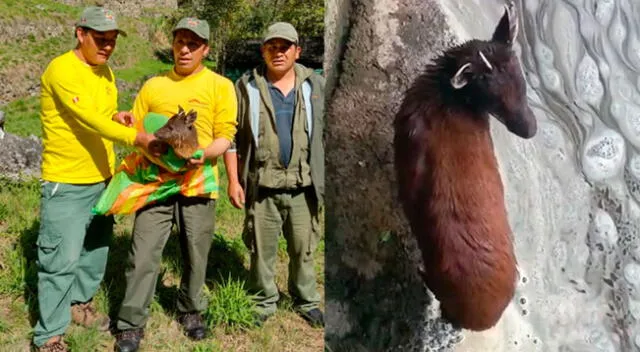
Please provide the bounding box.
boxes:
[261,38,301,75]
[77,28,119,66]
[172,29,209,76]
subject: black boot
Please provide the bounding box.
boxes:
[177,312,208,340]
[114,328,144,352]
[298,308,324,328]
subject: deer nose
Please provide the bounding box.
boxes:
[507,107,537,139]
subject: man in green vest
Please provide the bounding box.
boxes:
[223,22,324,327]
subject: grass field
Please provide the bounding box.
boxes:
[0,169,325,351]
[0,2,325,350]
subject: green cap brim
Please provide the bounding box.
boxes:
[78,24,127,37]
[263,35,296,44]
[172,27,208,41]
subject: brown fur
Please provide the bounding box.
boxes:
[393,2,536,331]
[151,105,199,159]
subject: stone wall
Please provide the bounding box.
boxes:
[55,0,178,17]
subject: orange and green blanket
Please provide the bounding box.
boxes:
[92,113,218,216]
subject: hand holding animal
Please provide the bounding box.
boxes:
[393,1,536,331]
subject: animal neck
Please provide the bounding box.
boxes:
[437,109,492,144]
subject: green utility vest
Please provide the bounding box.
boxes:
[245,78,314,190]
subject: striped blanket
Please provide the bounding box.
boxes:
[92,113,217,216]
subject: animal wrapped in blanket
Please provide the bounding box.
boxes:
[393,1,537,331]
[92,106,218,216]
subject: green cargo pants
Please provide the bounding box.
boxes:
[116,195,215,330]
[33,180,113,347]
[243,186,321,316]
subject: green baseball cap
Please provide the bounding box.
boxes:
[263,22,298,44]
[76,6,127,36]
[173,17,210,42]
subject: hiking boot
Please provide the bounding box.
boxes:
[71,301,110,331]
[252,311,271,327]
[297,308,324,328]
[114,328,144,352]
[177,312,207,340]
[33,335,67,352]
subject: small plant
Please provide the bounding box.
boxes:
[203,273,258,331]
[0,202,8,223]
[64,327,105,351]
[0,317,9,333]
[0,245,36,297]
[192,342,222,352]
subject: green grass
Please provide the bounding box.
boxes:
[116,59,174,83]
[0,104,325,351]
[0,36,75,68]
[204,274,258,331]
[0,0,80,20]
[2,97,40,137]
[0,168,325,351]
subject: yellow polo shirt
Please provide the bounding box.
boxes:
[131,66,238,199]
[40,50,137,184]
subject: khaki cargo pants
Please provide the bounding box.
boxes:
[33,180,113,347]
[116,195,215,330]
[243,186,322,316]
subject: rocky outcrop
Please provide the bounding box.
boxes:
[0,130,42,181]
[324,0,640,351]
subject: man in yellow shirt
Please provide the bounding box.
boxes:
[113,17,237,352]
[32,6,156,352]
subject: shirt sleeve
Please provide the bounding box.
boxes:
[46,64,137,146]
[212,77,239,142]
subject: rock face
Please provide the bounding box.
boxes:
[324,0,640,351]
[0,132,42,181]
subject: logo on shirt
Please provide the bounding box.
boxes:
[72,96,80,104]
[188,98,208,107]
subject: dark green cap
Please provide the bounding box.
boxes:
[263,22,298,44]
[173,17,210,42]
[76,6,127,36]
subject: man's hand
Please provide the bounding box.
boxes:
[227,181,245,209]
[112,111,135,127]
[187,149,206,167]
[134,132,158,155]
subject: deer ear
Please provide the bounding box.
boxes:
[450,62,472,89]
[185,110,197,125]
[177,105,185,115]
[492,1,519,46]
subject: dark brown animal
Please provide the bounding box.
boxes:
[393,2,536,331]
[150,105,199,159]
